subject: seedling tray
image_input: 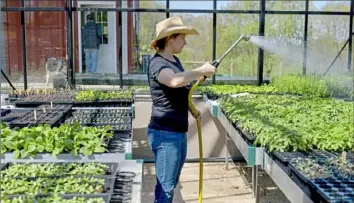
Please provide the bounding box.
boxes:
[331,151,354,161]
[1,108,10,116]
[0,109,30,122]
[273,151,306,163]
[309,178,354,203]
[220,108,257,146]
[108,137,132,154]
[289,157,354,202]
[2,193,111,203]
[71,108,132,117]
[110,171,137,203]
[65,117,132,125]
[14,100,74,108]
[9,111,65,128]
[73,99,134,108]
[37,194,112,203]
[1,176,116,196]
[1,162,119,179]
[35,104,72,112]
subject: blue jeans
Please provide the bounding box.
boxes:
[147,128,187,203]
[84,49,98,73]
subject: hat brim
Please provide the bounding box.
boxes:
[150,26,199,49]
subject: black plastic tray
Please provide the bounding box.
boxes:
[270,151,306,175]
[35,104,73,113]
[1,108,10,116]
[108,137,132,154]
[110,171,137,203]
[71,108,132,118]
[73,99,134,108]
[66,116,132,125]
[14,100,74,108]
[1,162,119,179]
[220,108,258,146]
[331,151,354,161]
[70,123,132,133]
[37,194,112,203]
[289,158,354,203]
[9,111,65,128]
[309,177,354,203]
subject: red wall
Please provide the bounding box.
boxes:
[4,0,67,75]
[4,0,135,75]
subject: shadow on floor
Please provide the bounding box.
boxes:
[235,162,291,203]
[142,164,185,203]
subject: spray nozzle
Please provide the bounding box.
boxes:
[242,35,250,41]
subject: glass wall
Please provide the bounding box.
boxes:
[216,13,259,77]
[264,14,305,78]
[1,0,353,89]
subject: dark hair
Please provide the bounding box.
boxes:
[154,33,180,52]
[87,14,94,21]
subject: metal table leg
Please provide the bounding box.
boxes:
[225,131,229,170]
[252,165,259,198]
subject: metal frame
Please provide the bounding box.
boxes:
[1,0,354,89]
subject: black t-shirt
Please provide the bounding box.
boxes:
[147,53,191,133]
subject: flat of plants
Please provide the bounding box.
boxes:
[0,161,117,202]
[0,123,113,158]
[199,74,354,202]
[1,88,138,203]
[12,89,135,108]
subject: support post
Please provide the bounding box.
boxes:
[66,0,75,88]
[225,131,229,170]
[212,0,217,84]
[119,0,123,88]
[166,0,170,18]
[252,165,259,198]
[348,0,353,71]
[257,0,265,86]
[1,69,16,91]
[20,0,27,90]
[303,0,309,75]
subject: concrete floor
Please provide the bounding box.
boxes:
[142,162,291,203]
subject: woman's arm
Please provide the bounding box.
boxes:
[158,63,216,88]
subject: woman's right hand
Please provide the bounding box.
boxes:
[198,62,217,78]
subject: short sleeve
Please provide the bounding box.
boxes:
[149,60,171,80]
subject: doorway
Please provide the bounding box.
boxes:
[78,1,117,74]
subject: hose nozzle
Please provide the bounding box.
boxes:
[242,35,250,41]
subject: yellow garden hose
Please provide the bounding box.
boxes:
[187,35,250,203]
[188,76,206,203]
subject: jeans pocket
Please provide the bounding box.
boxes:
[147,129,162,151]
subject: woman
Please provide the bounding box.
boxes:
[147,16,217,203]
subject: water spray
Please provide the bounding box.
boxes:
[187,34,250,203]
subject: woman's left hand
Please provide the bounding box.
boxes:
[192,110,201,121]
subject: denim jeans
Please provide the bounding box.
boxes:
[84,49,98,73]
[147,128,187,203]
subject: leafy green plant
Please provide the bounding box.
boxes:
[271,74,330,98]
[2,163,109,178]
[1,176,106,195]
[0,123,113,158]
[36,196,106,203]
[198,74,353,99]
[219,94,354,152]
[75,90,133,101]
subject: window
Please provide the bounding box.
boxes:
[81,11,108,44]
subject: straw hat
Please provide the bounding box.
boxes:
[150,16,199,49]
